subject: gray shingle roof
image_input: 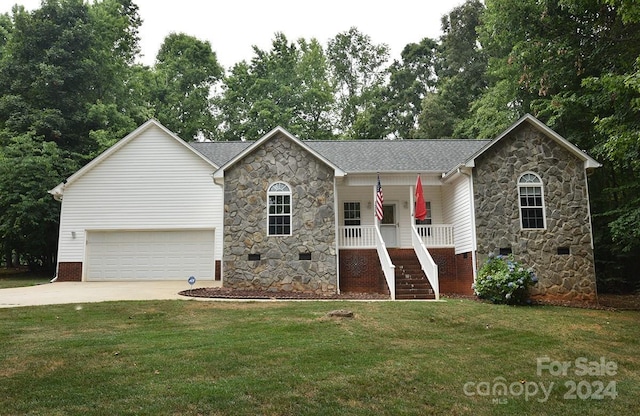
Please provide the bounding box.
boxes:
[190,139,490,173]
[305,140,490,173]
[190,142,252,167]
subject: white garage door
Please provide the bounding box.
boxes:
[85,230,215,281]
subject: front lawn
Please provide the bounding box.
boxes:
[0,299,638,415]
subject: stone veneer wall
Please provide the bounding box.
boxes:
[473,124,597,301]
[223,133,337,293]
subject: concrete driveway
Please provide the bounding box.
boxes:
[0,281,222,308]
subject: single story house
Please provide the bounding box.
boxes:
[49,114,601,300]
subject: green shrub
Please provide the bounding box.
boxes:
[473,254,538,305]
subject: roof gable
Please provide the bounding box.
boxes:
[49,119,218,199]
[463,114,601,170]
[212,127,345,180]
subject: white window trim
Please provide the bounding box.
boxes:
[517,172,547,230]
[267,181,292,236]
[343,201,361,226]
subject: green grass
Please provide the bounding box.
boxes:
[0,269,51,288]
[1,299,638,415]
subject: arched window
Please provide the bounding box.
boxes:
[267,182,292,236]
[518,173,545,229]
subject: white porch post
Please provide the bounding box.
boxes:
[373,182,379,227]
[409,184,415,223]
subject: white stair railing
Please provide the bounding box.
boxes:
[374,226,395,300]
[411,224,440,300]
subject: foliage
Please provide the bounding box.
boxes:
[0,0,142,267]
[473,254,538,304]
[414,0,487,139]
[383,38,438,139]
[0,134,77,268]
[327,27,390,138]
[150,33,223,140]
[218,33,335,141]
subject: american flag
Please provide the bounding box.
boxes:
[375,175,384,221]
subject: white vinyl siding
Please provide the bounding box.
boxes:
[442,174,474,254]
[56,124,222,278]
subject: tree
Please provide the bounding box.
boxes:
[414,0,487,138]
[467,0,640,290]
[0,0,95,151]
[150,33,223,140]
[218,33,335,141]
[295,38,335,140]
[327,27,389,138]
[385,38,438,139]
[0,134,76,268]
[0,0,144,268]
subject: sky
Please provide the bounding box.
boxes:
[1,0,467,70]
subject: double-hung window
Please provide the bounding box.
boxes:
[343,202,361,238]
[518,173,545,229]
[415,201,432,237]
[268,182,291,236]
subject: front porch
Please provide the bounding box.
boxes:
[335,175,476,300]
[337,224,455,300]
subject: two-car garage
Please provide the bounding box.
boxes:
[84,230,215,281]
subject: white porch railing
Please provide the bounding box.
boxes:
[374,226,396,300]
[338,225,377,248]
[411,225,440,300]
[415,224,455,247]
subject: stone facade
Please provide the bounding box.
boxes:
[222,133,337,293]
[473,124,597,301]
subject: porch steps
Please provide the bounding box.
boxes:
[388,249,436,300]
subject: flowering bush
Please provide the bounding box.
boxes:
[472,254,538,305]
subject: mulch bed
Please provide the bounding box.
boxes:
[180,287,640,310]
[180,287,390,300]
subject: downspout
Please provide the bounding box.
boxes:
[584,167,598,304]
[49,183,65,283]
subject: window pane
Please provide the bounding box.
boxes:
[521,208,544,229]
[343,202,361,226]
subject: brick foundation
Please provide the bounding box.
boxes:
[454,252,475,295]
[57,262,83,282]
[428,249,475,296]
[339,249,389,294]
[339,248,476,296]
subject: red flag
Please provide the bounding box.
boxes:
[415,175,427,221]
[375,175,384,221]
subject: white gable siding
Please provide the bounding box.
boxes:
[442,174,474,254]
[56,124,222,266]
